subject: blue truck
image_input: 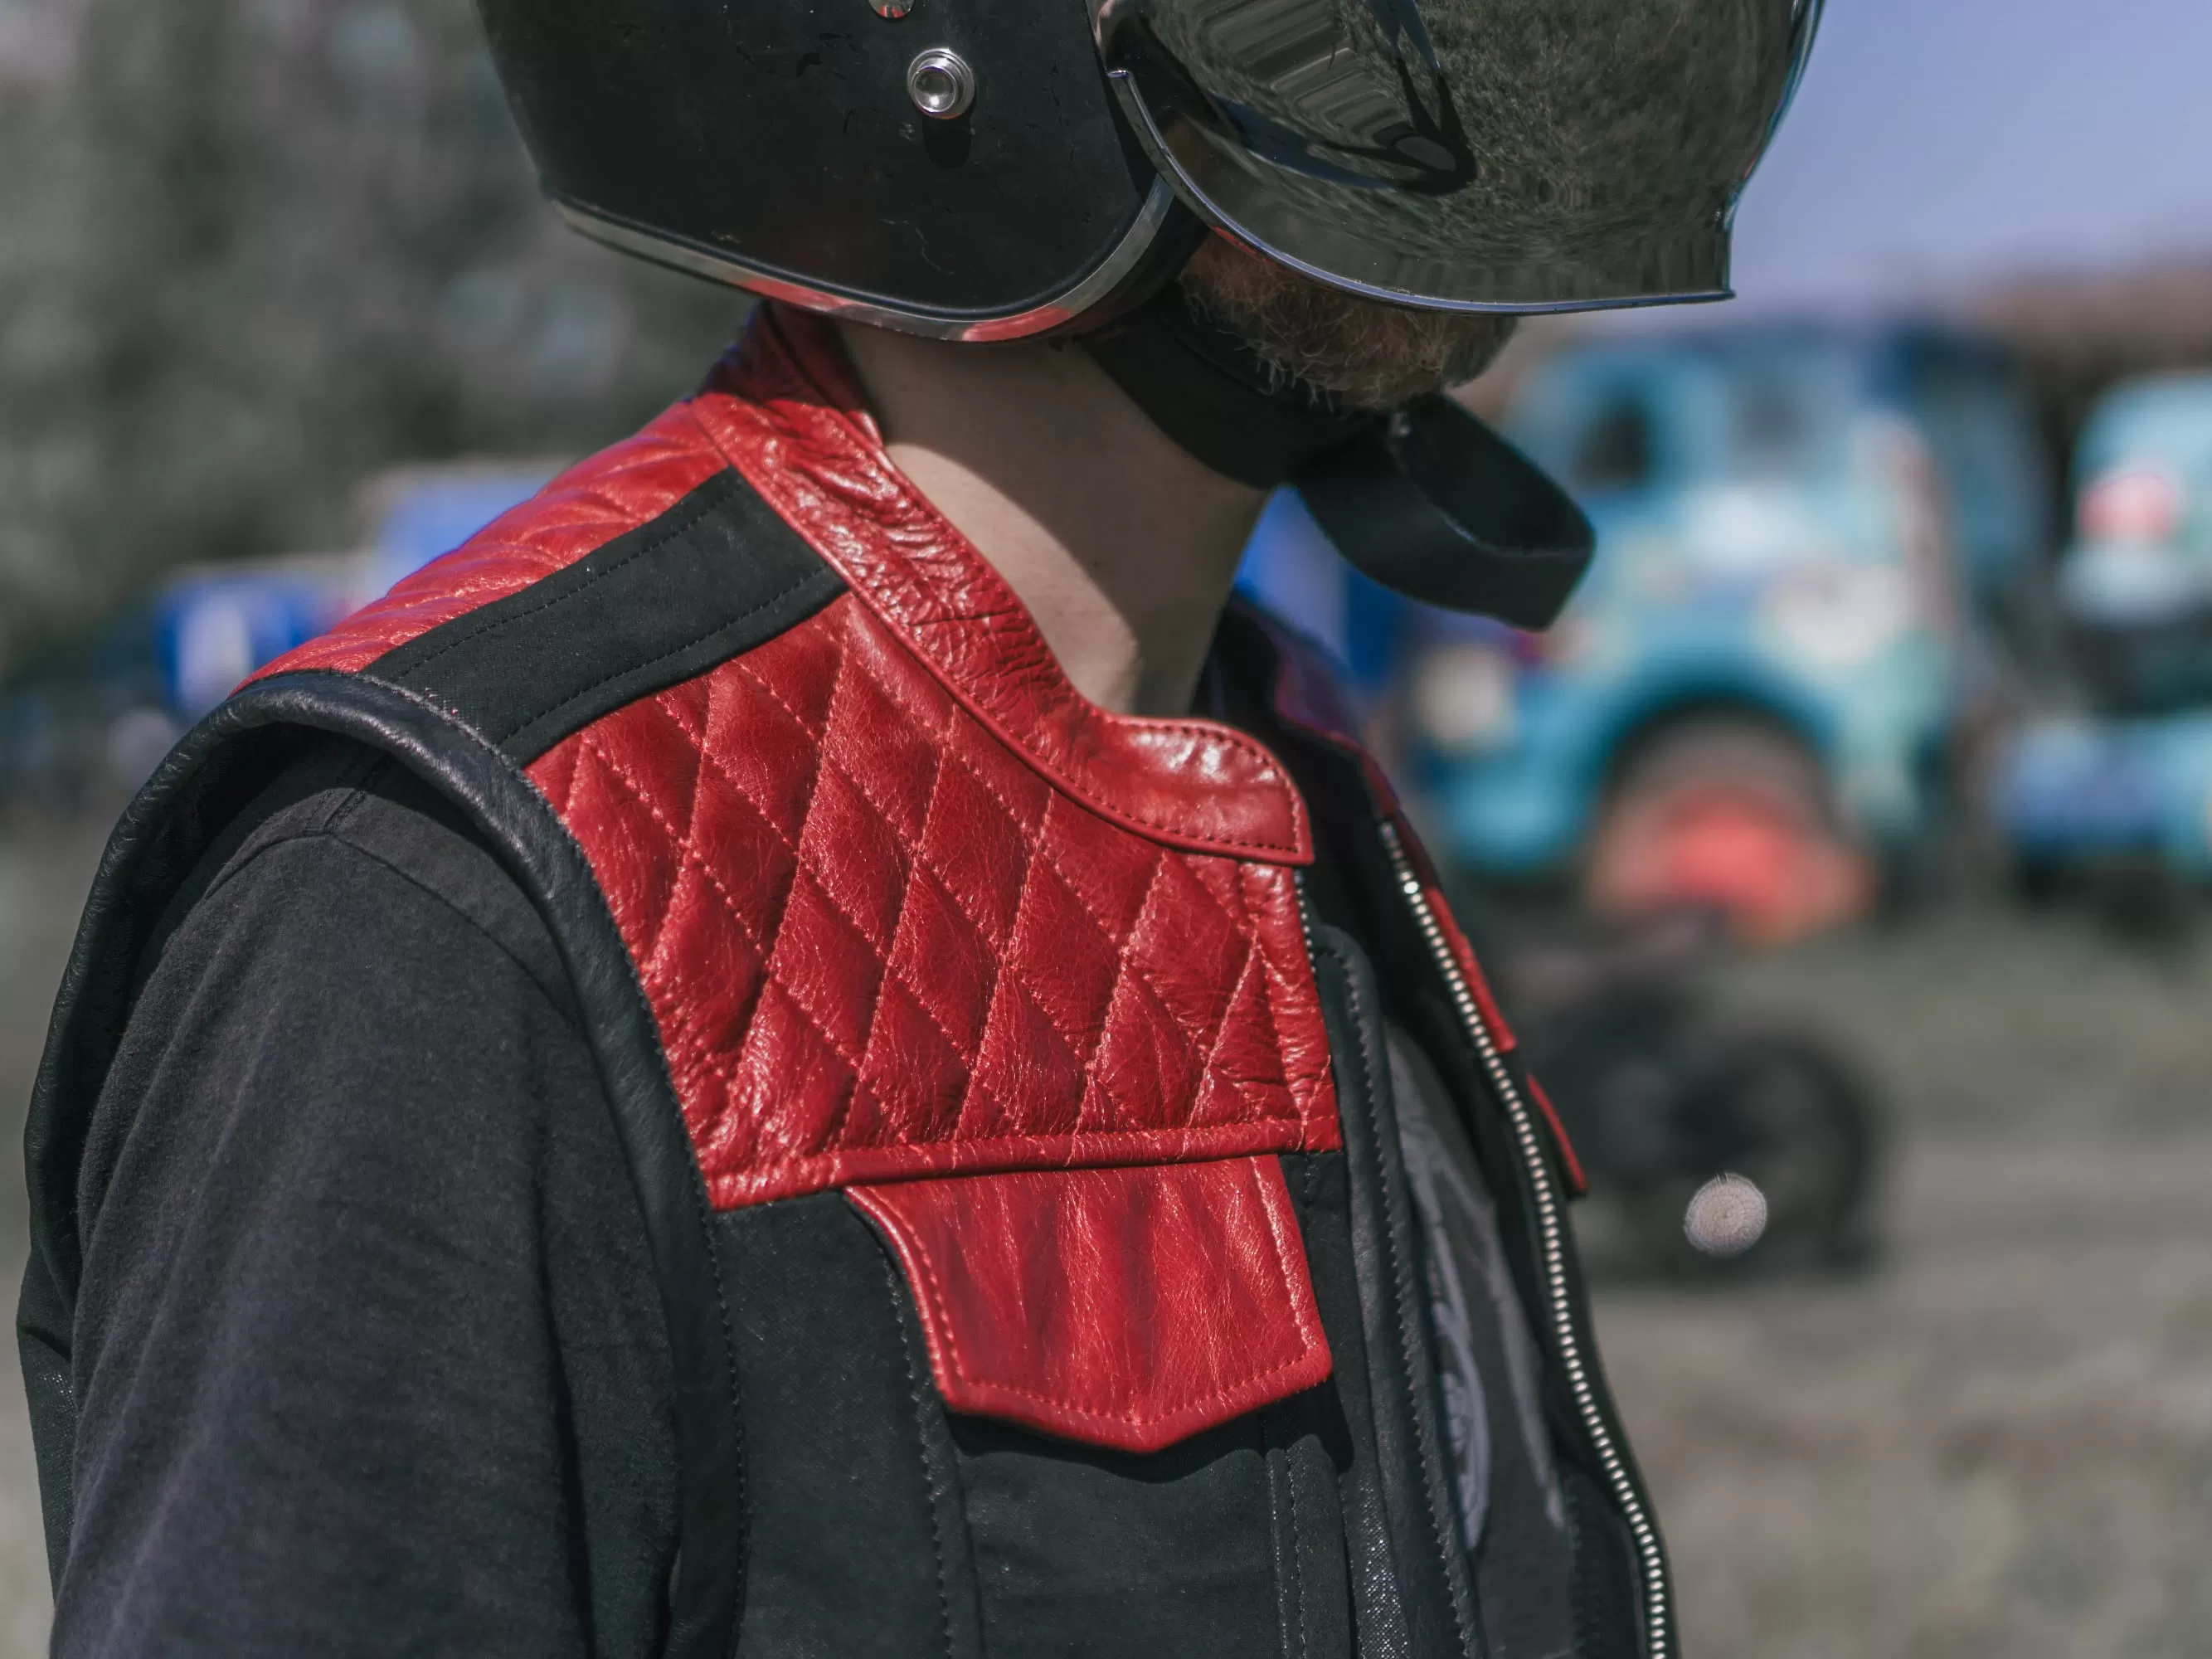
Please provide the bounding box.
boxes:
[1992,372,2212,888]
[1245,320,2050,940]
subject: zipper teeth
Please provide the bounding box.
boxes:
[1378,822,1671,1659]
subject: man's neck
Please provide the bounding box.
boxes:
[836,321,1266,718]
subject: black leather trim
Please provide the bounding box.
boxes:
[1307,924,1485,1659]
[17,672,746,1659]
[368,467,846,764]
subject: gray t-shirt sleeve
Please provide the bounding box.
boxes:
[56,748,678,1659]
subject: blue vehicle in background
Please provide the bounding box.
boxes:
[1993,372,2212,890]
[1380,322,2047,941]
[151,460,565,721]
[1235,332,1943,1261]
[1,460,559,801]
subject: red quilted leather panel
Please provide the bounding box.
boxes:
[525,586,1339,1210]
[250,405,730,681]
[503,304,1340,1210]
[848,1157,1332,1452]
[249,301,1351,1448]
[686,307,1312,866]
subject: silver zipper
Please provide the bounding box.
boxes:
[1378,820,1673,1659]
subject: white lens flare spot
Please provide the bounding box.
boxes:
[1684,1173,1768,1258]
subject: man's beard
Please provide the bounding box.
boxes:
[1178,236,1519,412]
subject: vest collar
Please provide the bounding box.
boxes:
[688,304,1314,867]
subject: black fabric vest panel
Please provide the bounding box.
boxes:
[19,465,1659,1659]
[1220,617,1660,1659]
[712,1193,973,1659]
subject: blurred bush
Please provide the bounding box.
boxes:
[0,0,746,674]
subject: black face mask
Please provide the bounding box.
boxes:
[1082,287,1594,632]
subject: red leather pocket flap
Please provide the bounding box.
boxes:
[848,1156,1333,1455]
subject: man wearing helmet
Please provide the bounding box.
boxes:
[22,3,1821,1655]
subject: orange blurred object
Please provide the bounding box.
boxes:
[1588,779,1875,946]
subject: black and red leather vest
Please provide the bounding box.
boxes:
[20,308,1673,1659]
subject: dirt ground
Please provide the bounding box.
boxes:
[1,810,2208,1657]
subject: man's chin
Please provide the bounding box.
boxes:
[1179,236,1519,412]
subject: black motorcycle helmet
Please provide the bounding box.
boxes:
[474,0,1825,624]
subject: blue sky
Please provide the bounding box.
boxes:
[1726,0,2212,306]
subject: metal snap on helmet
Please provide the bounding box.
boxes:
[474,0,1824,340]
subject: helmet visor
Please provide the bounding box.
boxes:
[1095,0,1824,313]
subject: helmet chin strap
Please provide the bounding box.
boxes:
[1078,283,1378,491]
[1082,285,1597,632]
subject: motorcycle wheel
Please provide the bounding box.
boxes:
[1623,1019,1884,1277]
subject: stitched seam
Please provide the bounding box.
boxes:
[192,745,382,906]
[531,742,581,816]
[879,1248,959,1659]
[722,649,1179,1121]
[887,1168,1322,1425]
[708,1121,1308,1197]
[921,755,1025,1149]
[1009,785,1257,1017]
[766,636,870,1163]
[382,473,736,682]
[1245,1157,1326,1350]
[1067,845,1171,1142]
[811,659,976,1150]
[577,730,868,1084]
[722,642,1028,975]
[855,589,1303,854]
[681,1141,749,1633]
[294,431,727,669]
[567,706,761,1643]
[1179,873,1271,1133]
[1336,950,1478,1657]
[1291,1433,1300,1659]
[1282,1423,1310,1659]
[623,888,759,1121]
[1247,862,1338,1148]
[491,565,834,745]
[946,1343,1324,1427]
[738,640,937,1159]
[906,751,1125,1088]
[712,651,999,1083]
[314,744,391,834]
[706,429,1305,855]
[648,970,755,1122]
[885,1186,1310,1425]
[950,761,1283,1137]
[725,626,1296,1137]
[1266,1430,1296,1659]
[586,619,1308,1188]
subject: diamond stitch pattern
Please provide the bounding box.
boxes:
[255,301,1345,1220]
[527,588,1340,1212]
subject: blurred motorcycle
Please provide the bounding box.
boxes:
[1498,908,1885,1277]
